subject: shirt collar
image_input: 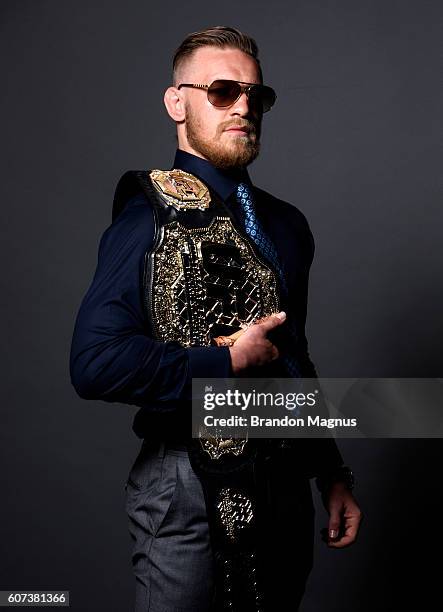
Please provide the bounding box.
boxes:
[172,149,252,202]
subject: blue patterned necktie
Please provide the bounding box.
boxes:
[235,182,301,377]
[236,183,288,293]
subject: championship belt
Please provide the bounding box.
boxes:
[113,169,285,610]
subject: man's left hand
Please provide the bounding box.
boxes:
[322,482,363,548]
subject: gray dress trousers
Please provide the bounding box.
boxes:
[125,440,315,612]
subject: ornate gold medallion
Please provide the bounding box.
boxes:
[199,434,248,460]
[149,169,211,210]
[216,488,254,541]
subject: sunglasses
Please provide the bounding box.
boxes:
[177,79,277,113]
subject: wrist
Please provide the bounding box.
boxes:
[229,346,248,374]
[315,465,355,495]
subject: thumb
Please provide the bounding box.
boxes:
[328,507,341,540]
[255,311,286,333]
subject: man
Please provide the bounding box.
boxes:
[70,26,362,612]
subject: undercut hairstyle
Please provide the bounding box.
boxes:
[172,26,263,85]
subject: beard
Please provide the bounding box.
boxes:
[185,103,261,170]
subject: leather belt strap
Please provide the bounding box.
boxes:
[187,438,276,611]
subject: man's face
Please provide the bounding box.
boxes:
[178,47,263,169]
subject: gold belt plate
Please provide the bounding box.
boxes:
[149,168,211,210]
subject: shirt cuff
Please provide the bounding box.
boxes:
[187,345,233,381]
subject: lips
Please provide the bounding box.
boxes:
[225,126,250,133]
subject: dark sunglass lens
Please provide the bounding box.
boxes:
[208,80,240,107]
[259,85,276,112]
[246,85,276,113]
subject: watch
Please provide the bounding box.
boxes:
[315,465,355,494]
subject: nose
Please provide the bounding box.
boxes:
[229,91,251,117]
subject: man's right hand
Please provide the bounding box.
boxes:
[228,311,286,374]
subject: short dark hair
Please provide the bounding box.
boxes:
[172,25,263,84]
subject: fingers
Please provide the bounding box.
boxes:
[253,311,286,333]
[330,508,362,547]
[229,312,284,371]
[327,534,354,548]
[270,343,279,360]
[230,329,246,341]
[327,524,358,548]
[254,339,279,363]
[253,314,282,363]
[327,507,341,541]
[326,504,363,549]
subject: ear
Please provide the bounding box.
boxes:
[164,86,186,122]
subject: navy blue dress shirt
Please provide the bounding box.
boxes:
[70,149,326,444]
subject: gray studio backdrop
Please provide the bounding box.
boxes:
[1,1,441,611]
